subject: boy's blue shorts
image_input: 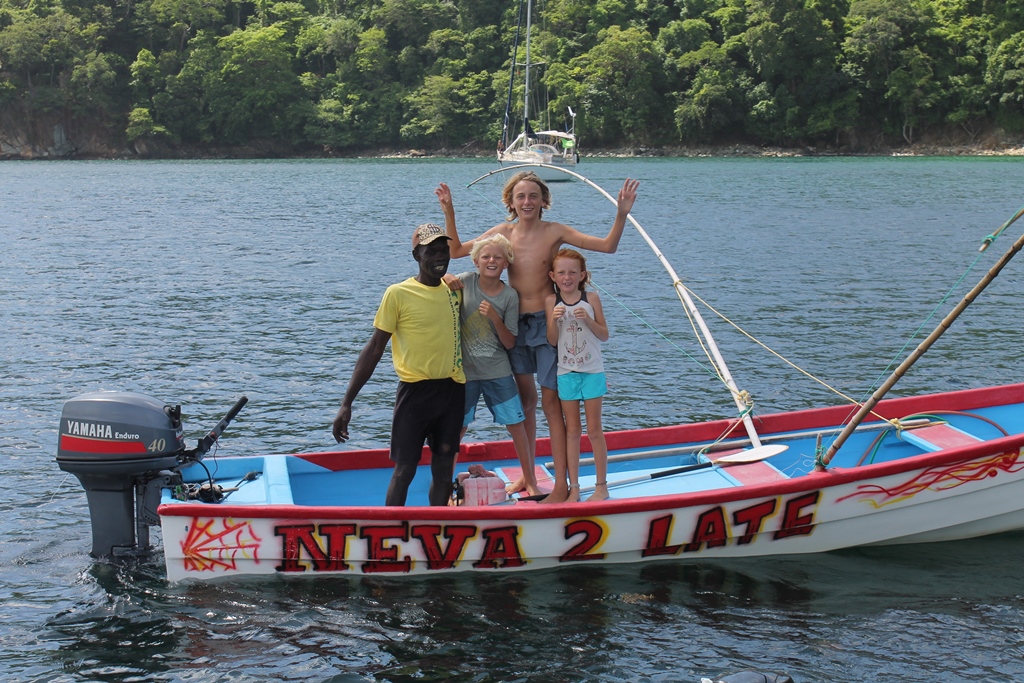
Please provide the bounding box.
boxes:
[508,311,557,390]
[463,375,526,427]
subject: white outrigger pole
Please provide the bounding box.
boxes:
[469,163,763,448]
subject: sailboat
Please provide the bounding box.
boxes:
[497,0,578,181]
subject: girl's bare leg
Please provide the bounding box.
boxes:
[583,398,609,502]
[558,398,582,503]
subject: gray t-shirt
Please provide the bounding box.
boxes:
[457,271,519,381]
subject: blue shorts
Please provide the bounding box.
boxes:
[557,372,607,402]
[463,376,526,427]
[508,311,558,390]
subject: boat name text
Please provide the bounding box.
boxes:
[264,491,820,574]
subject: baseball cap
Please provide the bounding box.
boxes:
[412,223,451,248]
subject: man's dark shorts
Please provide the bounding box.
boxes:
[391,378,465,466]
[508,311,558,390]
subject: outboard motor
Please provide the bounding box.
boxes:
[56,391,247,558]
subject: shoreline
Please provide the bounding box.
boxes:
[383,141,1024,160]
[5,140,1024,161]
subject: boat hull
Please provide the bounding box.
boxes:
[158,383,1024,581]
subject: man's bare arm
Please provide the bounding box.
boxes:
[332,327,391,442]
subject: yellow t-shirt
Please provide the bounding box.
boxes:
[374,277,465,384]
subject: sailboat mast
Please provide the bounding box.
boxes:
[501,0,526,151]
[522,0,532,128]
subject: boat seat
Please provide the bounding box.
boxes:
[898,423,982,452]
[704,449,788,485]
[263,456,294,505]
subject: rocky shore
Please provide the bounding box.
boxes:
[393,139,1024,160]
[3,115,1024,160]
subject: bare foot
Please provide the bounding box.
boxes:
[506,476,544,497]
[565,485,580,503]
[585,484,609,502]
[539,485,570,504]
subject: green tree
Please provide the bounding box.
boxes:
[842,0,941,138]
[986,30,1024,131]
[675,46,750,141]
[401,73,458,144]
[744,0,854,143]
[549,25,666,144]
[205,25,305,143]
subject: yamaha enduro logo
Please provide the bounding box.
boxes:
[64,420,140,441]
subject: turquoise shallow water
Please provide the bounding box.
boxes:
[2,157,1024,682]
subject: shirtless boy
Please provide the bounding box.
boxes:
[437,172,638,503]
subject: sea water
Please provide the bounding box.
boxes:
[2,156,1023,682]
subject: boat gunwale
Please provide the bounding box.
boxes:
[158,382,1024,522]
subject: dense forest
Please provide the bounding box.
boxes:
[1,0,1023,157]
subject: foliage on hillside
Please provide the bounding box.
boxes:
[1,0,1023,154]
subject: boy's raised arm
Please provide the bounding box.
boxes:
[564,178,640,254]
[436,183,473,259]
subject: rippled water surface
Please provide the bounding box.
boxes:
[2,157,1023,682]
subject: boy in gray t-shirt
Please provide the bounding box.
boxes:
[456,234,541,496]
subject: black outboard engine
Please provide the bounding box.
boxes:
[56,391,247,558]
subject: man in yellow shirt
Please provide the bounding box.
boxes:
[333,223,465,506]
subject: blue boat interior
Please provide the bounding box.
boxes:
[163,402,1024,508]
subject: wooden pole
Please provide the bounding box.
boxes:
[817,212,1024,470]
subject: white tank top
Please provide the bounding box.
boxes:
[554,290,604,375]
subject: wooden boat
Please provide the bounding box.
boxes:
[497,0,578,180]
[56,166,1024,582]
[152,382,1024,580]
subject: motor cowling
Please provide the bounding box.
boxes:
[57,392,186,475]
[57,392,188,558]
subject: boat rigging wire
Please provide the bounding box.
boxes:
[858,207,1024,408]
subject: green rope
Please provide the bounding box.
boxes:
[978,205,1024,251]
[860,207,1024,405]
[591,281,721,382]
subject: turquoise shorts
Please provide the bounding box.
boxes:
[557,371,607,402]
[463,375,526,427]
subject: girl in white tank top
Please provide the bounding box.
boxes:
[545,249,610,503]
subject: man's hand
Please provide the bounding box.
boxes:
[479,300,500,323]
[332,404,352,443]
[443,273,464,291]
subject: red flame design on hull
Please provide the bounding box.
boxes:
[837,451,1024,508]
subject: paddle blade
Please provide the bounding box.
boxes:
[716,444,788,463]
